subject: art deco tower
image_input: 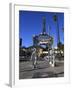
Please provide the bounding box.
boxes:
[42,16,46,34]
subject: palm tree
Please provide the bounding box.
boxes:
[53,14,60,48]
[53,14,64,58]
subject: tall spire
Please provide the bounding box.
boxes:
[42,16,46,34]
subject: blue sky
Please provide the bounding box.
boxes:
[19,10,64,47]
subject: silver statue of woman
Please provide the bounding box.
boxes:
[31,48,37,68]
[49,48,55,67]
[44,48,55,67]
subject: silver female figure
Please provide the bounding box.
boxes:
[31,48,37,68]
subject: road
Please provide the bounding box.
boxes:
[19,60,64,79]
